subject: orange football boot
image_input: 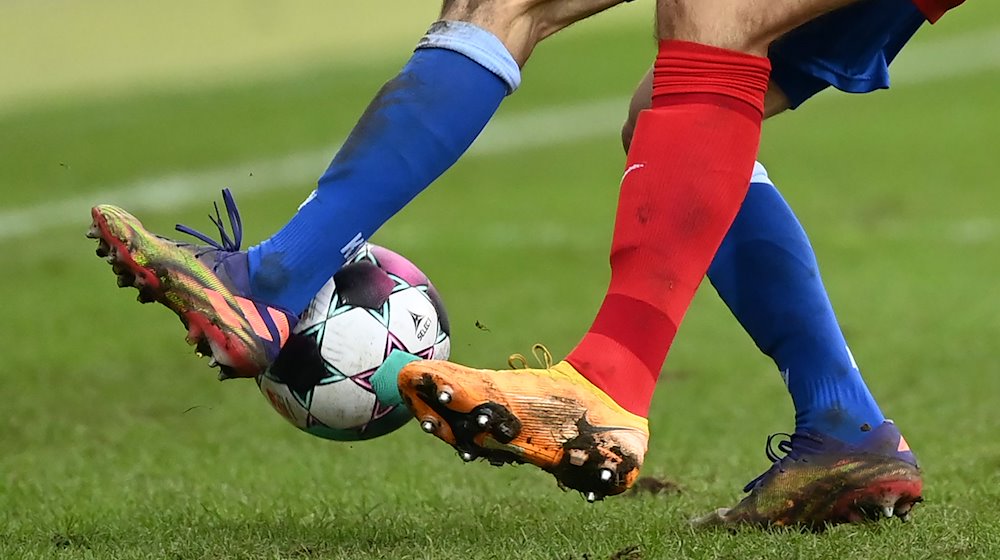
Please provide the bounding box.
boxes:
[398,345,649,501]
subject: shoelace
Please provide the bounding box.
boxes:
[507,343,554,369]
[742,431,825,492]
[174,188,244,256]
[764,432,796,463]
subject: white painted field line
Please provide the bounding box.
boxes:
[0,98,626,243]
[1,27,998,243]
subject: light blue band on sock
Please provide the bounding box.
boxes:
[751,160,774,187]
[417,20,521,94]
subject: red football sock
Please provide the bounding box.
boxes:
[566,40,771,417]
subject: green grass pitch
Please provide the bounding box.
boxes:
[2,3,999,559]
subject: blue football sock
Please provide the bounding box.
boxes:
[707,164,885,443]
[248,22,520,314]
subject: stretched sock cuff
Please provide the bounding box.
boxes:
[417,20,521,94]
[653,40,771,118]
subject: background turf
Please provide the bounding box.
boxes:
[2,2,999,559]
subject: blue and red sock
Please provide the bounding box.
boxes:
[247,22,520,314]
[707,168,884,443]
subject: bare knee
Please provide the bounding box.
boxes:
[655,0,776,54]
[440,0,628,66]
[656,0,862,55]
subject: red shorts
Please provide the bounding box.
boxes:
[911,0,964,23]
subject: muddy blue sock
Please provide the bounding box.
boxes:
[708,164,885,443]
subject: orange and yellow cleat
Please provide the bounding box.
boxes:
[397,346,649,501]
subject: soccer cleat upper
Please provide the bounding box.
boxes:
[694,421,922,529]
[89,189,297,379]
[397,346,649,501]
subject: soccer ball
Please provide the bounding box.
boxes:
[256,244,450,441]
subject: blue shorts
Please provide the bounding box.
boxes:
[768,0,929,108]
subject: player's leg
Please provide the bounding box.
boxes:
[89,1,627,380]
[399,0,966,504]
[90,20,518,380]
[251,0,628,315]
[401,0,964,517]
[710,170,885,444]
[399,0,866,500]
[602,1,942,524]
[608,0,931,524]
[697,168,921,527]
[681,0,963,526]
[248,25,519,319]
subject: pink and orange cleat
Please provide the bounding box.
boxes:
[88,189,297,379]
